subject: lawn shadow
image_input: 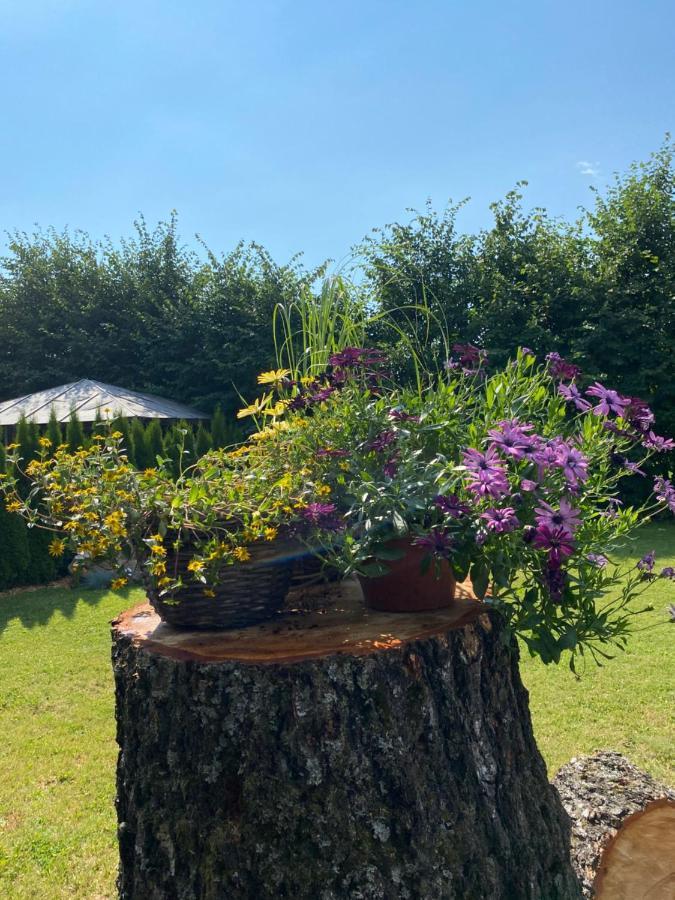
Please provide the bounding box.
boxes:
[0,583,115,635]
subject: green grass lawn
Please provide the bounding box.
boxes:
[0,524,673,898]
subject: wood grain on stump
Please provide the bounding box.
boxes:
[112,578,582,900]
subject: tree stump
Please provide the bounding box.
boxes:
[553,751,675,899]
[112,579,582,900]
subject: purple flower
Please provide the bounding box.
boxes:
[623,397,655,433]
[557,382,592,412]
[383,454,400,478]
[543,561,567,603]
[555,443,589,487]
[309,386,336,403]
[368,430,397,452]
[488,420,537,460]
[474,529,488,547]
[587,553,608,568]
[637,550,656,574]
[413,528,454,559]
[602,497,624,519]
[522,525,537,544]
[452,343,485,366]
[288,393,308,411]
[624,461,646,476]
[328,347,385,368]
[480,507,520,533]
[301,502,342,530]
[546,352,581,381]
[520,347,534,356]
[585,382,630,417]
[446,343,487,374]
[463,446,510,499]
[434,494,470,518]
[535,499,581,535]
[520,479,539,492]
[388,409,420,423]
[654,476,675,514]
[642,431,675,453]
[660,566,675,580]
[532,526,576,565]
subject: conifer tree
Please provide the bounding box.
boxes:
[16,415,37,461]
[114,416,134,462]
[210,405,228,448]
[144,420,164,468]
[66,411,86,452]
[130,419,149,469]
[195,423,212,457]
[46,408,63,449]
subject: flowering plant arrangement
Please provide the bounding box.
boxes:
[0,428,336,598]
[2,343,673,661]
[242,344,675,666]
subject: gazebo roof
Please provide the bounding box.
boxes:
[0,379,207,425]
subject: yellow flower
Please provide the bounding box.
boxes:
[203,588,216,598]
[143,468,157,476]
[6,443,19,451]
[237,394,271,419]
[257,368,290,386]
[187,559,205,573]
[263,527,278,541]
[339,460,350,471]
[38,436,52,448]
[48,538,67,557]
[5,500,22,513]
[92,434,106,441]
[111,431,123,439]
[316,484,331,496]
[232,546,251,562]
[262,400,289,417]
[111,577,128,590]
[104,511,126,536]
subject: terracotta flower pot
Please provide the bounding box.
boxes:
[358,538,457,613]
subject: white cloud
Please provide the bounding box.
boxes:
[577,160,600,177]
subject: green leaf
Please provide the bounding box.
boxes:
[471,562,489,600]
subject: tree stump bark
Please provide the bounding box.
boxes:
[112,578,582,899]
[553,751,675,899]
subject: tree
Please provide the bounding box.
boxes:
[16,415,37,462]
[195,423,212,457]
[66,411,86,452]
[144,420,164,469]
[46,408,63,449]
[576,140,675,441]
[210,405,228,449]
[130,419,149,470]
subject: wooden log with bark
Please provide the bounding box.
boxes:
[112,578,582,899]
[553,751,675,899]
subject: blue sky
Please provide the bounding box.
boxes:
[0,0,673,270]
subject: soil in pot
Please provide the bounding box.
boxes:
[358,538,457,613]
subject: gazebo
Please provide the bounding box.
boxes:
[0,379,207,426]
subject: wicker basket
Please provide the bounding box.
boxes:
[146,538,297,630]
[290,549,342,588]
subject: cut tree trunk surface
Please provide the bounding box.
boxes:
[112,578,582,900]
[553,751,675,899]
